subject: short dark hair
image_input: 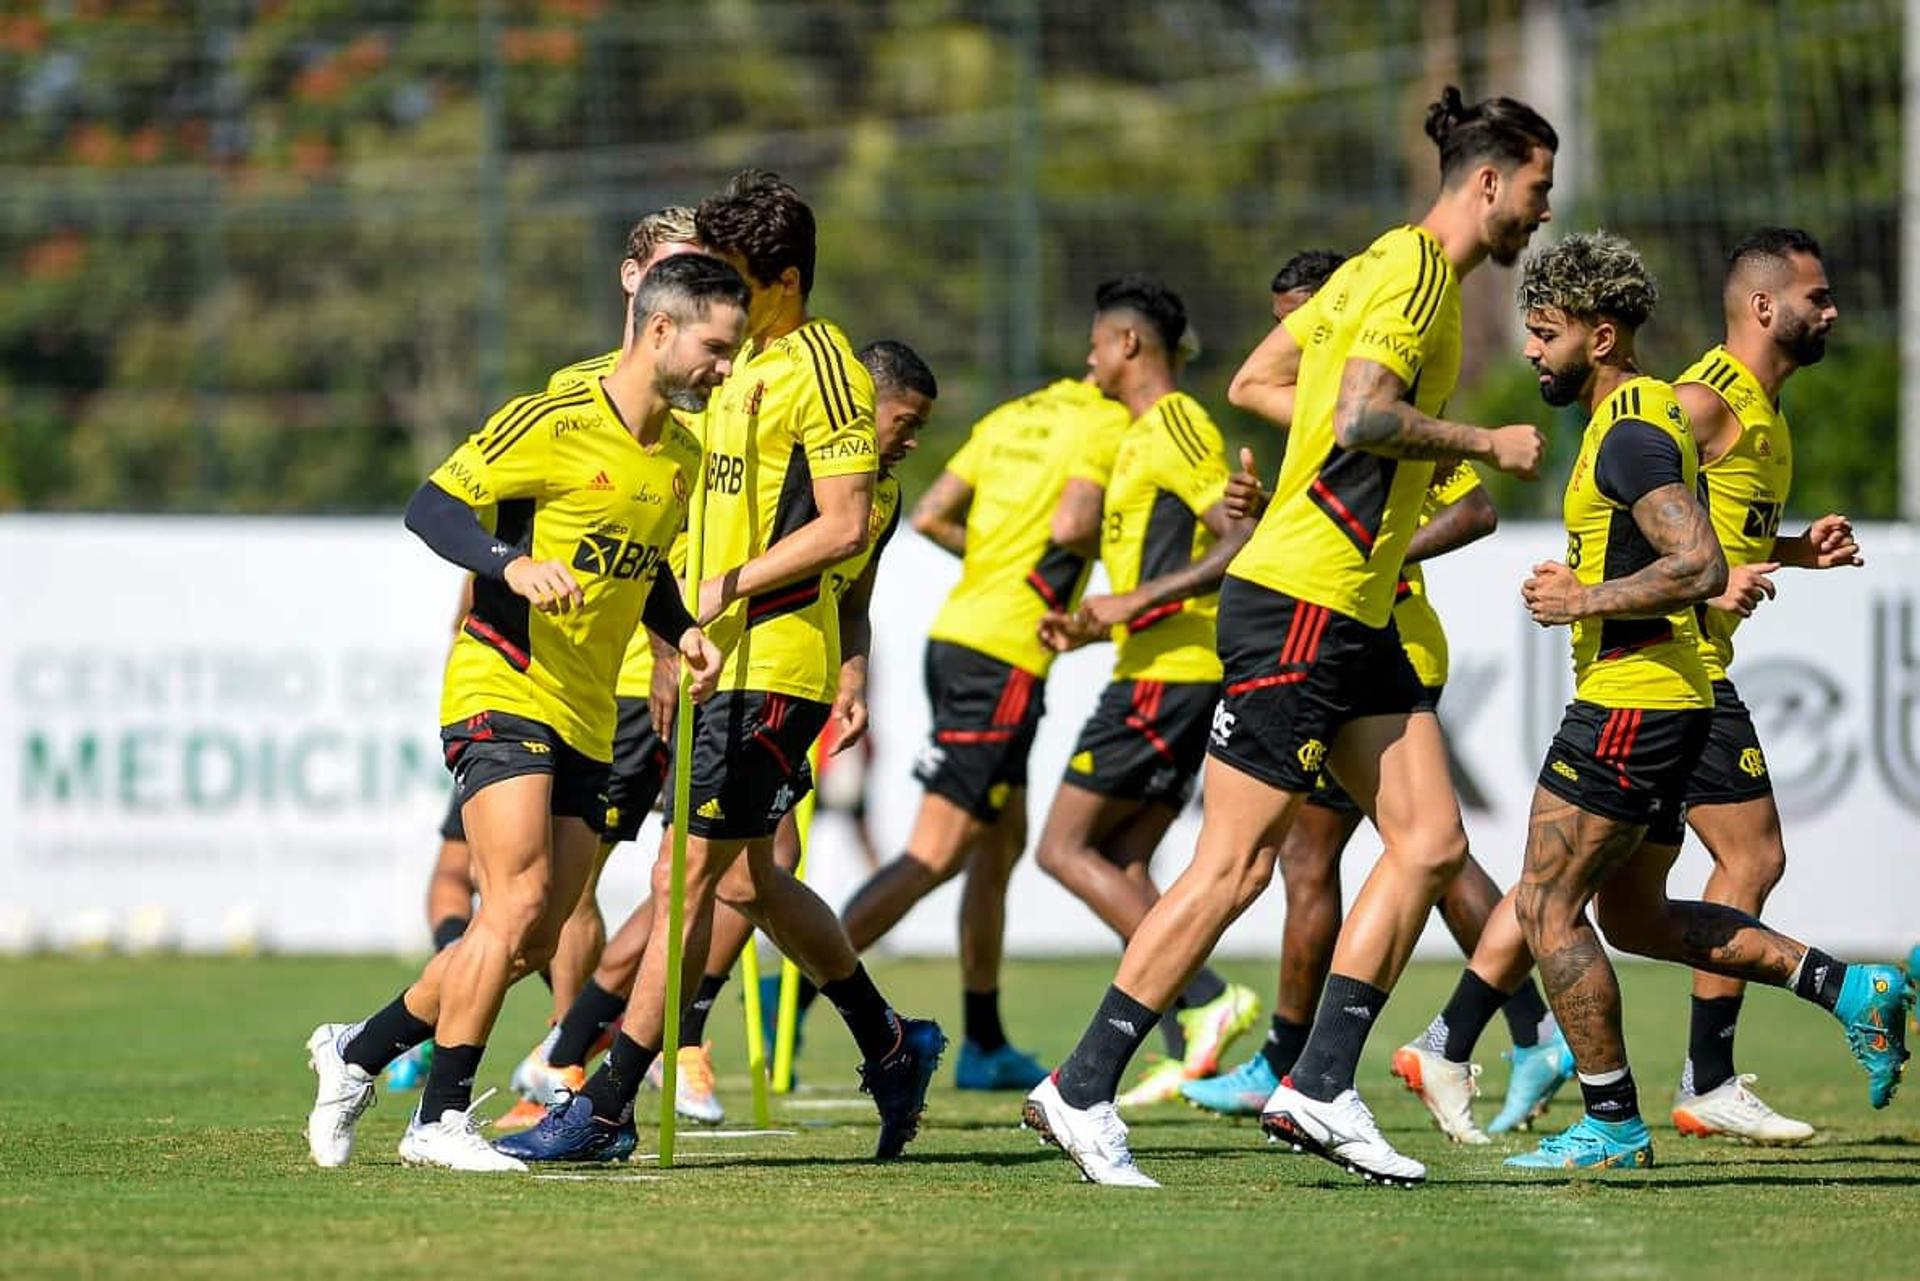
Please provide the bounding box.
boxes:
[1270,249,1347,296]
[1094,274,1187,355]
[1424,86,1558,182]
[695,169,817,296]
[1726,226,1824,283]
[858,340,938,401]
[632,252,751,324]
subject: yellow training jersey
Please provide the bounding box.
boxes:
[1099,391,1229,684]
[701,317,877,703]
[1562,377,1712,711]
[614,534,688,699]
[1392,460,1482,689]
[1229,224,1463,626]
[548,349,619,394]
[1675,345,1794,681]
[825,475,903,608]
[926,379,1130,676]
[432,378,702,760]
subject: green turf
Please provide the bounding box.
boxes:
[1,954,1915,1280]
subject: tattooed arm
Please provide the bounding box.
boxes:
[1525,482,1728,624]
[911,470,972,558]
[1333,358,1545,478]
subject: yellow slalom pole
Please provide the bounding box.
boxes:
[658,445,709,1169]
[770,740,822,1094]
[739,923,773,1128]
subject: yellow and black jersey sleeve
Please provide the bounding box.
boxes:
[791,324,879,482]
[429,388,590,508]
[546,348,620,394]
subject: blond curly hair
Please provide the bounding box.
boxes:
[1517,230,1658,328]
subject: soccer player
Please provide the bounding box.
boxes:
[1406,229,1876,1147]
[499,172,944,1164]
[1029,274,1260,1110]
[1485,230,1906,1171]
[1183,251,1560,1143]
[515,339,938,1124]
[773,370,1131,1090]
[1022,86,1555,1188]
[303,252,742,1172]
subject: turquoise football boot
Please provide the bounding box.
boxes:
[1833,962,1911,1108]
[1505,1114,1653,1170]
[1487,1031,1574,1134]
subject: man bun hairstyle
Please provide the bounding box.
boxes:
[1094,273,1187,356]
[1516,230,1658,330]
[1425,85,1559,182]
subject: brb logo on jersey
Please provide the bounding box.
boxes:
[572,532,663,581]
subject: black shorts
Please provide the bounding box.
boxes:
[438,791,466,842]
[1535,701,1712,845]
[603,695,671,843]
[440,710,611,834]
[1684,680,1773,807]
[1306,683,1445,814]
[661,690,829,841]
[1062,679,1220,809]
[1206,579,1425,794]
[912,640,1046,821]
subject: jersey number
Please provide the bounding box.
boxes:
[1566,531,1583,569]
[1105,510,1124,544]
[707,452,745,495]
[572,533,662,581]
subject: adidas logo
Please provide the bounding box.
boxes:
[1341,1005,1375,1021]
[1106,1018,1138,1037]
[586,469,614,491]
[696,797,724,819]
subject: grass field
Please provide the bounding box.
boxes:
[3,954,1916,1280]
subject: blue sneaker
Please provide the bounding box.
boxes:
[1487,1032,1575,1134]
[1504,1114,1653,1170]
[860,1017,947,1161]
[492,1093,637,1164]
[383,1041,431,1092]
[954,1040,1047,1091]
[1833,962,1912,1108]
[1180,1051,1278,1116]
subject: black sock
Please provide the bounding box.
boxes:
[796,975,821,1013]
[1502,979,1552,1049]
[964,989,1008,1053]
[341,991,434,1075]
[1055,986,1160,1109]
[1289,975,1388,1103]
[537,967,553,993]
[582,1032,657,1123]
[680,973,729,1046]
[1684,995,1743,1096]
[819,964,902,1062]
[1260,1015,1311,1079]
[419,1042,484,1120]
[1578,1066,1640,1124]
[1158,1012,1189,1060]
[1793,947,1848,1013]
[430,916,469,952]
[1182,968,1228,1008]
[549,979,627,1070]
[1423,970,1508,1064]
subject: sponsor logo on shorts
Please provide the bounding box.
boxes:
[912,742,946,782]
[520,741,551,755]
[1550,759,1579,782]
[770,782,796,817]
[988,782,1012,811]
[1070,750,1096,775]
[1209,703,1236,748]
[1738,746,1768,778]
[1296,738,1326,774]
[1148,766,1179,797]
[696,797,724,819]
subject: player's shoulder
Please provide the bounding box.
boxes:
[477,382,600,447]
[768,317,875,422]
[546,348,620,393]
[1605,375,1687,434]
[1148,391,1223,462]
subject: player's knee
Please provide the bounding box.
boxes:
[714,854,762,908]
[1592,890,1661,957]
[1034,833,1085,884]
[1277,838,1338,902]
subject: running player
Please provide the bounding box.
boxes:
[1401,228,1875,1147]
[1029,274,1260,1110]
[1023,87,1555,1188]
[1487,230,1906,1171]
[1183,252,1560,1141]
[773,370,1131,1090]
[303,252,742,1172]
[515,339,938,1124]
[499,172,944,1164]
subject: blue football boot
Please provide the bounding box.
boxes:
[1504,1114,1653,1171]
[955,1040,1048,1091]
[492,1093,637,1164]
[861,1017,948,1161]
[1833,962,1912,1108]
[1179,1051,1279,1117]
[1487,1032,1575,1134]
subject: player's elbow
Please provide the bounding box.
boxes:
[1330,400,1372,451]
[1226,367,1262,413]
[820,507,868,561]
[1680,546,1728,602]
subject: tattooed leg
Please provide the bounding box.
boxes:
[1512,787,1645,1074]
[1595,840,1806,986]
